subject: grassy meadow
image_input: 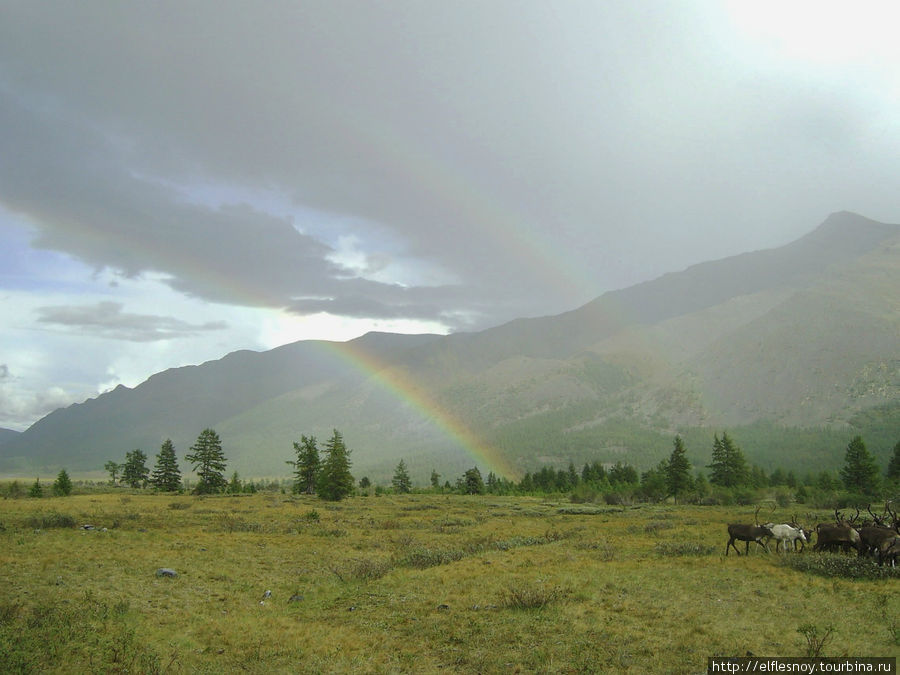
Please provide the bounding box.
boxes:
[1,491,898,673]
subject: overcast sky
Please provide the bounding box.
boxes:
[2,1,899,431]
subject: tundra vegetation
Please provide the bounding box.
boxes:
[1,489,899,674]
[3,432,899,671]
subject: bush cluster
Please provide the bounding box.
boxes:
[780,553,900,580]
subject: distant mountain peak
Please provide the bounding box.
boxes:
[809,211,898,239]
[2,211,897,478]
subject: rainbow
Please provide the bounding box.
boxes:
[320,337,522,481]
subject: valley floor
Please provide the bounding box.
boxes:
[1,492,897,673]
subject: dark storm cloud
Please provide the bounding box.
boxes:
[35,301,229,341]
[1,1,898,329]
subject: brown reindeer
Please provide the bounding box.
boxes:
[814,524,861,554]
[858,504,899,559]
[725,523,774,556]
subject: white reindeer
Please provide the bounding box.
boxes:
[764,523,807,553]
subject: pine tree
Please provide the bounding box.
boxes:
[122,449,150,488]
[290,435,320,494]
[430,469,441,489]
[708,434,728,487]
[567,462,579,487]
[707,432,748,488]
[228,471,242,494]
[723,433,749,487]
[608,462,638,485]
[582,461,607,484]
[392,459,412,493]
[461,467,485,494]
[151,439,182,492]
[29,478,43,498]
[665,435,692,503]
[185,428,228,494]
[52,469,72,496]
[840,435,880,495]
[316,429,354,501]
[886,439,900,482]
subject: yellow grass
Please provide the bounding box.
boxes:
[1,491,897,673]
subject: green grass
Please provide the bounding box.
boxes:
[1,493,898,673]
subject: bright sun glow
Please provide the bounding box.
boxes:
[257,310,448,350]
[726,0,900,65]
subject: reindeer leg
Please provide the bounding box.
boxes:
[726,537,738,556]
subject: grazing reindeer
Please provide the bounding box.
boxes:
[814,524,861,554]
[875,534,900,566]
[725,523,774,556]
[881,540,900,568]
[764,522,807,553]
[858,525,899,559]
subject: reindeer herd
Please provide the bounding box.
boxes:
[725,502,900,567]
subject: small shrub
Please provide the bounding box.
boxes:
[349,557,393,580]
[574,539,616,561]
[569,483,600,504]
[773,489,792,508]
[217,514,263,533]
[302,509,320,522]
[501,583,567,610]
[26,512,77,529]
[733,489,758,506]
[654,542,716,557]
[312,528,347,538]
[781,553,900,580]
[797,623,833,658]
[557,505,613,515]
[643,521,674,535]
[399,546,465,569]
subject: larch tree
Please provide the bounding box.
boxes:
[122,449,150,488]
[316,429,354,501]
[290,435,320,494]
[665,435,692,503]
[840,435,880,495]
[392,459,412,493]
[461,467,485,494]
[151,439,182,492]
[707,432,748,488]
[185,428,228,494]
[886,439,900,483]
[29,478,43,498]
[52,469,72,496]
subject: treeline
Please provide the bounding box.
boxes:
[487,404,900,476]
[7,428,899,510]
[92,428,357,501]
[389,433,900,509]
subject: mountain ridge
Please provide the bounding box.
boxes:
[2,212,897,480]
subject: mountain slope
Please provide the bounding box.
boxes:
[0,428,20,445]
[2,212,897,480]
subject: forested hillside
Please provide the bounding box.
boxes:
[2,212,897,481]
